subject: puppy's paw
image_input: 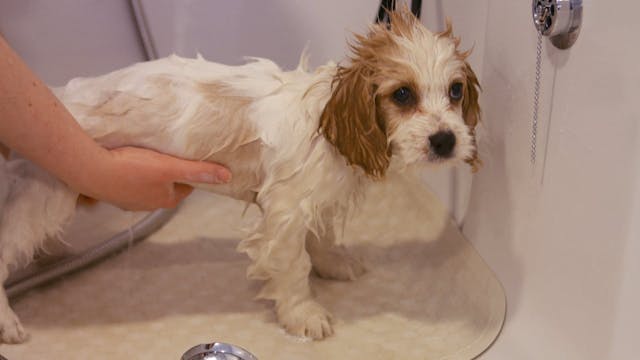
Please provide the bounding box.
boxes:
[278,300,334,340]
[0,308,29,344]
[312,246,366,281]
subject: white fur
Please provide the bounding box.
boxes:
[0,19,477,342]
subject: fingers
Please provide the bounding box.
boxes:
[172,183,194,205]
[147,149,232,185]
[103,146,231,211]
[111,146,232,185]
[163,159,228,207]
[178,162,232,184]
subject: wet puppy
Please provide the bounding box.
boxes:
[0,8,480,342]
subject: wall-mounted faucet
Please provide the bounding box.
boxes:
[532,0,583,49]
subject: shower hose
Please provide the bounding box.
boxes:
[5,209,175,298]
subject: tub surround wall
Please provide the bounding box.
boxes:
[460,1,640,358]
[0,0,146,86]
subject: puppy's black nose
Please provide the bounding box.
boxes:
[429,131,456,157]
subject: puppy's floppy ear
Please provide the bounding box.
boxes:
[462,62,482,172]
[319,63,390,179]
[440,20,482,172]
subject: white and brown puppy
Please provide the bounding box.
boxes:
[0,9,480,343]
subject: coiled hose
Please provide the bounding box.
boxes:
[6,209,175,298]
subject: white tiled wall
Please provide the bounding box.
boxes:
[460,1,640,358]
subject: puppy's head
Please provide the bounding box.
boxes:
[319,8,481,178]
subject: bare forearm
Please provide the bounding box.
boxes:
[0,36,231,210]
[0,35,108,194]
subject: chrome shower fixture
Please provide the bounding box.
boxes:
[182,342,258,360]
[532,0,583,49]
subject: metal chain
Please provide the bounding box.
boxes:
[531,31,543,165]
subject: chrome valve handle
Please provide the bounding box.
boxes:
[532,0,583,49]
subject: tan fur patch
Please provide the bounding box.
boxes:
[189,82,257,159]
[319,63,390,179]
[462,62,482,172]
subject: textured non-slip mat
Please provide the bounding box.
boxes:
[1,173,505,359]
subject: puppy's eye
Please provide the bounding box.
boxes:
[392,86,414,106]
[449,82,463,102]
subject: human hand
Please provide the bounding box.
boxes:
[79,146,231,211]
[0,36,231,212]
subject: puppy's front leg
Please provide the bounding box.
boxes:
[242,199,333,340]
[306,215,366,281]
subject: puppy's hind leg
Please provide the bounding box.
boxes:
[0,266,27,343]
[306,213,366,281]
[0,158,25,343]
[0,159,77,344]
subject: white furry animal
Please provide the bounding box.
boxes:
[0,9,481,343]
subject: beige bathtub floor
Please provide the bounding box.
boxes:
[1,173,505,360]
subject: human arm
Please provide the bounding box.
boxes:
[0,35,231,210]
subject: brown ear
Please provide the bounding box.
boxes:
[319,64,390,178]
[462,62,482,172]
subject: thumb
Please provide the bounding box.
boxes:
[164,156,232,185]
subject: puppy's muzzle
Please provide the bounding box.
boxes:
[429,131,456,158]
